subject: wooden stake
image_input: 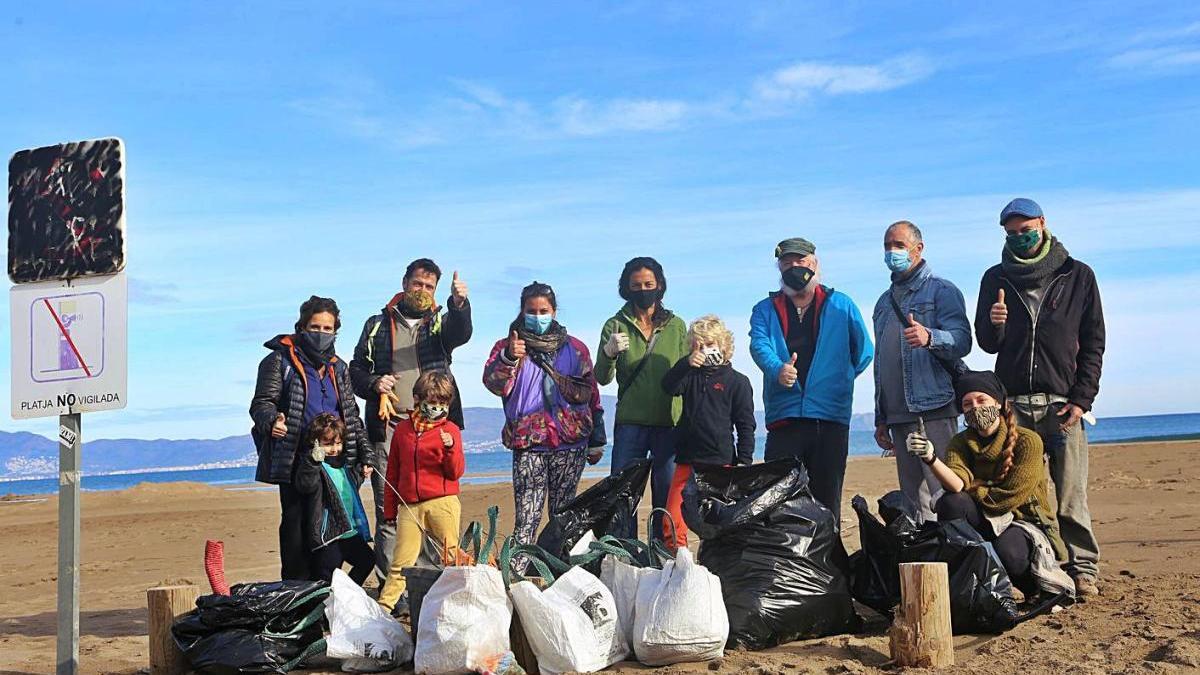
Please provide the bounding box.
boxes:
[888,562,955,668]
[147,584,199,675]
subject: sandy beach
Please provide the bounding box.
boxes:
[2,439,1198,674]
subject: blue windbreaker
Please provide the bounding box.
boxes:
[749,287,874,426]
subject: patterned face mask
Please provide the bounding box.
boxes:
[701,346,723,366]
[965,404,1001,433]
[403,289,434,313]
[1006,229,1041,254]
[419,401,449,420]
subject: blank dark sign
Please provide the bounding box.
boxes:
[8,138,126,284]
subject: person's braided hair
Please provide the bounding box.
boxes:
[994,402,1018,483]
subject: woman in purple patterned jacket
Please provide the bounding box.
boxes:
[483,281,607,551]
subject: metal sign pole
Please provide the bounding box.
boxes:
[56,412,82,675]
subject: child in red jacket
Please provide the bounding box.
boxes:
[377,370,466,613]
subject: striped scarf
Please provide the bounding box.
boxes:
[411,411,445,435]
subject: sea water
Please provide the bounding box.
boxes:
[2,412,1197,496]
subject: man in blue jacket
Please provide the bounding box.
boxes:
[872,221,971,523]
[750,237,873,526]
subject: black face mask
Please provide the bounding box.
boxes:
[629,288,660,310]
[781,266,815,292]
[298,330,336,364]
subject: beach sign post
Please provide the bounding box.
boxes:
[7,138,128,675]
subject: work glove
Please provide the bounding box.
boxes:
[905,430,934,463]
[603,330,630,358]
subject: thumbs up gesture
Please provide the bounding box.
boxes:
[904,312,932,349]
[990,288,1008,328]
[450,271,468,307]
[507,330,527,361]
[603,326,630,358]
[777,352,800,387]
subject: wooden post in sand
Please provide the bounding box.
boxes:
[147,584,199,674]
[888,562,954,668]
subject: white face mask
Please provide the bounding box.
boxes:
[701,346,723,366]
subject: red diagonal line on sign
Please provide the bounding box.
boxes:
[42,298,92,377]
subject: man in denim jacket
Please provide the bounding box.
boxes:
[872,221,971,522]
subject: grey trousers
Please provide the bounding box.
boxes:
[370,432,395,584]
[1014,404,1100,580]
[887,417,957,523]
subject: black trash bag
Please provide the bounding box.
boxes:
[900,519,1019,633]
[682,459,859,650]
[537,459,651,561]
[849,494,905,618]
[848,493,1019,633]
[848,490,923,618]
[877,489,921,532]
[172,580,331,674]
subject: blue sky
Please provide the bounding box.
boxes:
[2,2,1198,440]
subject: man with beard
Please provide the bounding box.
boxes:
[975,198,1105,598]
[749,238,873,527]
[350,258,472,592]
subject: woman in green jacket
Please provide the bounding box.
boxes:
[595,256,689,539]
[907,370,1067,597]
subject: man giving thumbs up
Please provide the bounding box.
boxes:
[750,237,874,528]
[872,220,972,523]
[975,198,1106,597]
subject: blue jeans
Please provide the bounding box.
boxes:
[610,423,676,540]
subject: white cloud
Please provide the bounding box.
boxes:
[291,54,934,145]
[752,55,933,103]
[554,96,691,136]
[1129,21,1200,45]
[1109,46,1200,70]
[1110,20,1200,72]
[287,96,444,149]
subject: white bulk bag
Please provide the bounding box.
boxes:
[599,554,649,651]
[324,569,413,672]
[510,566,627,674]
[632,547,728,666]
[414,565,512,675]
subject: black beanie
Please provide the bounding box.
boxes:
[953,370,1007,407]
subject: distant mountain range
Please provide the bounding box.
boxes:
[0,395,875,479]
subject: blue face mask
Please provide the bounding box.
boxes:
[884,250,912,273]
[524,313,553,335]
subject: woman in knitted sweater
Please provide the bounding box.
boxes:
[905,370,1066,595]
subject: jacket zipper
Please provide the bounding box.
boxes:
[1004,272,1069,392]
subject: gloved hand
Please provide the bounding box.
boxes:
[603,330,630,358]
[906,430,934,463]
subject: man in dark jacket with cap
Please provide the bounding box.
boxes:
[974,198,1105,598]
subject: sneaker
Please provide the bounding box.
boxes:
[1074,576,1100,599]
